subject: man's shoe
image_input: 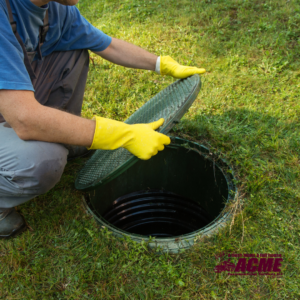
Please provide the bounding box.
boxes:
[0,208,27,239]
[64,145,95,161]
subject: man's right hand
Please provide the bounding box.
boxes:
[89,116,170,160]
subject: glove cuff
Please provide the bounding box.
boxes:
[87,116,97,150]
[155,56,161,74]
[87,116,133,150]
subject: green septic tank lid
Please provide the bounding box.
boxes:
[75,75,202,191]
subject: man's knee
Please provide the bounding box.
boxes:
[31,152,67,194]
[0,139,68,197]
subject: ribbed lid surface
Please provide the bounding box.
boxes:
[75,75,201,190]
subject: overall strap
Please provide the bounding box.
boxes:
[5,0,36,81]
[5,0,16,32]
[41,10,49,44]
[37,10,49,59]
[5,0,49,81]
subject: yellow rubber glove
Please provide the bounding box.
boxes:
[160,56,206,79]
[88,116,171,160]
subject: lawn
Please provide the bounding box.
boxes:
[1,0,300,298]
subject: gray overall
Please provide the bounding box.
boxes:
[0,0,89,209]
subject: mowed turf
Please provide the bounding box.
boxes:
[1,0,300,298]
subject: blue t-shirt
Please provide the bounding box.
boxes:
[0,0,112,91]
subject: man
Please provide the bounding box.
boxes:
[0,0,206,238]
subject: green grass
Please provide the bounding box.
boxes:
[1,0,300,298]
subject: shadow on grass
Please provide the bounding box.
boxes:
[176,108,299,154]
[172,108,299,202]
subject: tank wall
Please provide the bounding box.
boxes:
[89,144,229,219]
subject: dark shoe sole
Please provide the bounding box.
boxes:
[0,223,27,239]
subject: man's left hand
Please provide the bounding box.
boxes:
[159,55,206,79]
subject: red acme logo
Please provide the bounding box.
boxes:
[214,253,283,276]
[214,259,236,273]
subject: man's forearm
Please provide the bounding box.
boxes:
[20,106,96,147]
[0,90,95,147]
[94,37,158,71]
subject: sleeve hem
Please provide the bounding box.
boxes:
[0,82,34,91]
[89,36,112,52]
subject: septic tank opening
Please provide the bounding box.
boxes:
[85,138,236,243]
[103,189,214,237]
